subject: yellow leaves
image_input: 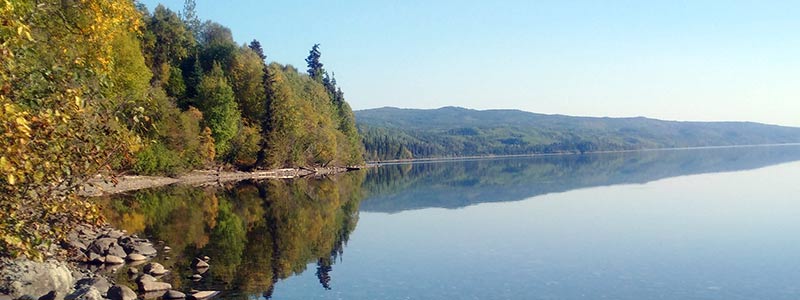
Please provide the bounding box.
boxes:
[7,173,15,185]
[74,95,84,109]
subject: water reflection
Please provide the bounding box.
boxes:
[361,145,800,212]
[97,171,365,298]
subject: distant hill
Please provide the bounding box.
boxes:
[355,106,800,161]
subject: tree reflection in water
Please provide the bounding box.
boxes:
[97,171,365,298]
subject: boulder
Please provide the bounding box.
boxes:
[104,255,124,265]
[106,243,127,258]
[126,253,146,261]
[189,274,202,281]
[86,238,117,255]
[164,290,186,299]
[142,262,167,276]
[106,286,136,300]
[74,277,110,294]
[188,291,220,300]
[87,253,104,264]
[191,258,209,269]
[64,287,102,300]
[137,281,171,293]
[136,274,156,283]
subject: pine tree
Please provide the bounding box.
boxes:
[305,44,324,82]
[249,39,267,60]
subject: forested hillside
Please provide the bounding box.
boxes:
[357,107,800,161]
[0,0,362,257]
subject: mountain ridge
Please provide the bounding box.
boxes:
[354,106,800,161]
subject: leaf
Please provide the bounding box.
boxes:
[7,173,16,185]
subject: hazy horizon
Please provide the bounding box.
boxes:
[140,1,800,127]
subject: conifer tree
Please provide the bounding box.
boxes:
[305,44,324,82]
[249,39,267,60]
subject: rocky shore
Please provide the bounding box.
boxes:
[1,225,218,300]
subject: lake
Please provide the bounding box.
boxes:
[100,145,800,299]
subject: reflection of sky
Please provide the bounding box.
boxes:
[276,161,800,299]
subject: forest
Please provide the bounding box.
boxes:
[356,107,800,161]
[0,0,362,257]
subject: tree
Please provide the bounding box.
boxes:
[229,47,268,122]
[182,0,202,38]
[0,0,144,258]
[197,63,241,156]
[305,44,324,82]
[142,5,195,85]
[249,39,267,60]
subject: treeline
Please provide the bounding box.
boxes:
[0,0,362,257]
[134,2,363,174]
[360,126,614,161]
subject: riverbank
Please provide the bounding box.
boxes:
[81,166,367,197]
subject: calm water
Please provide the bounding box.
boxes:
[102,145,800,299]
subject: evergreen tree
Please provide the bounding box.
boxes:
[305,44,324,82]
[249,39,267,60]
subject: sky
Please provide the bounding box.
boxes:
[139,0,800,127]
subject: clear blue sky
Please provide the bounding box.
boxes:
[139,0,800,127]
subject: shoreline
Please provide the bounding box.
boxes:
[81,166,367,197]
[366,143,800,166]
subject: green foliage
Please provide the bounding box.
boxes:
[140,5,195,84]
[229,123,263,169]
[262,63,363,168]
[133,142,181,175]
[229,47,267,122]
[357,107,800,161]
[305,44,324,82]
[197,63,241,156]
[0,0,144,258]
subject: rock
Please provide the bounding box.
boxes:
[69,251,88,263]
[142,262,167,276]
[137,281,171,293]
[64,287,102,300]
[106,243,127,258]
[86,238,117,255]
[125,253,146,261]
[74,277,110,294]
[0,259,75,300]
[194,267,208,275]
[188,291,219,300]
[37,291,56,300]
[87,252,104,264]
[127,267,138,275]
[63,234,87,252]
[163,246,171,252]
[136,274,156,283]
[202,256,210,262]
[122,242,157,257]
[191,258,209,269]
[189,274,202,281]
[106,285,136,300]
[0,294,11,300]
[163,290,186,299]
[104,255,124,265]
[101,230,123,239]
